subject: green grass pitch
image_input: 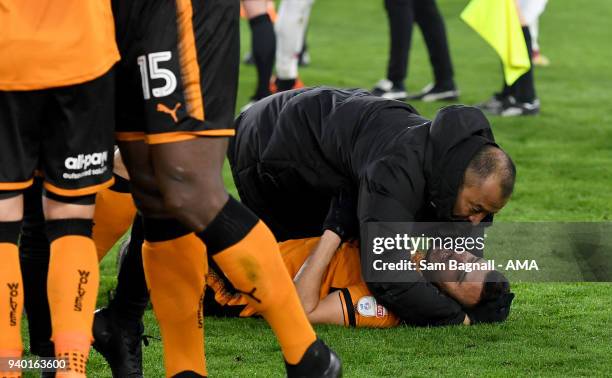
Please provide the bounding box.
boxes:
[24,0,612,376]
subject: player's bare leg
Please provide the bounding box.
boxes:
[117,140,208,378]
[149,137,341,377]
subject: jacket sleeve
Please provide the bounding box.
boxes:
[366,281,466,326]
[358,159,467,326]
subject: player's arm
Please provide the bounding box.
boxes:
[293,190,359,324]
[293,229,342,317]
[304,291,345,326]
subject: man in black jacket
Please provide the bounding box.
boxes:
[229,86,516,327]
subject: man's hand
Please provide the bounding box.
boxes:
[322,190,358,241]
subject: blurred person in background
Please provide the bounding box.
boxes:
[241,0,277,110]
[477,0,540,116]
[272,0,313,92]
[372,0,459,102]
[242,0,311,111]
[519,0,550,66]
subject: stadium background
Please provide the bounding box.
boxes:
[22,0,612,376]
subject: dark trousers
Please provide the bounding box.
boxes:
[385,0,454,88]
[501,26,537,103]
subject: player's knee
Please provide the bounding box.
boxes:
[154,166,226,227]
[162,188,228,232]
[161,191,190,218]
[128,165,158,197]
[124,167,169,217]
[0,191,24,221]
[131,189,168,218]
[42,191,96,220]
[196,188,228,216]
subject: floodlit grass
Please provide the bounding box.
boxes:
[22,0,612,376]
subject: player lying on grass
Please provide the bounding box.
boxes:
[91,181,512,330]
[204,230,513,328]
[92,171,514,329]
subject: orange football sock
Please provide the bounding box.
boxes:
[92,188,137,261]
[47,235,99,377]
[142,233,208,377]
[212,221,316,364]
[0,241,23,378]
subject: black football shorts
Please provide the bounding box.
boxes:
[112,0,240,144]
[0,69,115,196]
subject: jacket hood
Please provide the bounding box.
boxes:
[425,105,497,219]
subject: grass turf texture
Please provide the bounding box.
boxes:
[21,0,611,376]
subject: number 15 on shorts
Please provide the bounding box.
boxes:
[137,51,177,100]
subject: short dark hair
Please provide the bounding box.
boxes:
[480,270,510,303]
[465,145,516,198]
[466,270,514,324]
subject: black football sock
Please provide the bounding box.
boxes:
[19,177,55,357]
[250,14,276,99]
[108,215,149,325]
[276,78,297,92]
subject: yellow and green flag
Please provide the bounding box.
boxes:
[461,0,530,86]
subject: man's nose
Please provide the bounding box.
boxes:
[468,213,487,225]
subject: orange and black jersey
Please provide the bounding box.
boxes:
[0,0,119,90]
[0,1,117,194]
[205,238,401,328]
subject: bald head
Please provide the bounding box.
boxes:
[464,145,516,198]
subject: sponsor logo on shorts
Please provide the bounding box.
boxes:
[65,151,108,170]
[63,151,108,180]
[157,102,182,123]
[74,270,90,312]
[376,303,388,318]
[7,283,19,326]
[357,296,377,317]
[357,296,389,318]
